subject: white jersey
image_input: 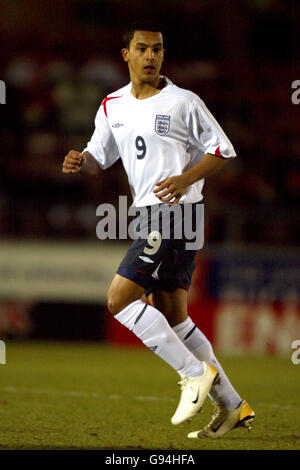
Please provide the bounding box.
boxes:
[83,76,236,207]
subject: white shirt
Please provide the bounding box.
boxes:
[83,76,236,207]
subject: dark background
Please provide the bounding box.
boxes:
[0,0,298,247]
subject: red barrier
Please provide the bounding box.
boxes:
[105,256,300,354]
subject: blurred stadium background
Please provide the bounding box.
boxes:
[0,0,299,356]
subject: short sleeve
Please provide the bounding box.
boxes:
[187,97,237,159]
[82,105,120,169]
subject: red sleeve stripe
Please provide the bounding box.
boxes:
[101,96,122,118]
[215,145,223,157]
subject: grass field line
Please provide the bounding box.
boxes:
[0,385,176,402]
[1,385,299,410]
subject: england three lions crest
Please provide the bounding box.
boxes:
[155,114,170,136]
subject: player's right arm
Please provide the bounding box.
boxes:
[62,99,120,177]
[62,150,100,175]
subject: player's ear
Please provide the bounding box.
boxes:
[122,48,129,63]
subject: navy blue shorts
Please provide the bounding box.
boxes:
[117,202,204,294]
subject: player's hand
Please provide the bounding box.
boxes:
[153,175,189,205]
[62,150,85,174]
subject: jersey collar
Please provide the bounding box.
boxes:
[128,76,173,101]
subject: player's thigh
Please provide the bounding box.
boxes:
[107,274,145,315]
[148,288,188,327]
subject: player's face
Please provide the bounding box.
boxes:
[122,31,164,84]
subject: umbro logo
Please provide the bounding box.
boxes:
[112,123,124,128]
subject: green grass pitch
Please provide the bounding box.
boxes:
[0,340,299,450]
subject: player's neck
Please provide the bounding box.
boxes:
[130,76,166,100]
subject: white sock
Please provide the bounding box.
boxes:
[173,317,242,409]
[114,300,204,377]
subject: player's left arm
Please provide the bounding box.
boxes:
[154,153,231,205]
[154,96,237,205]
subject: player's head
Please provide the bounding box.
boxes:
[122,21,164,84]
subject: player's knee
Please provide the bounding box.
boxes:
[107,295,122,316]
[107,291,132,316]
[107,275,145,316]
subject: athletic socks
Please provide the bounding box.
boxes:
[173,316,242,410]
[114,300,204,378]
[114,301,242,409]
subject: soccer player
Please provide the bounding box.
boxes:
[62,22,255,438]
